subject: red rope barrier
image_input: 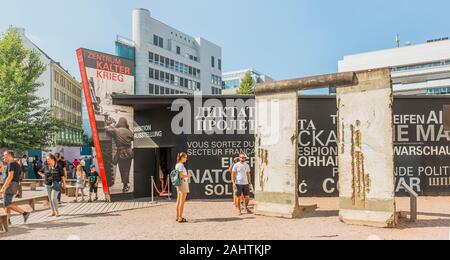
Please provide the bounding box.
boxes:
[152,177,170,196]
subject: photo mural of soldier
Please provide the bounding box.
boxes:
[106,118,134,193]
[77,48,135,201]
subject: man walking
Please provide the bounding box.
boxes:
[232,153,253,215]
[55,153,67,204]
[0,151,31,224]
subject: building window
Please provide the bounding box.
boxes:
[149,68,154,79]
[165,58,170,68]
[149,52,154,62]
[177,46,181,55]
[165,72,170,83]
[153,35,164,48]
[212,87,222,95]
[426,86,450,95]
[212,74,222,86]
[211,56,215,68]
[218,59,222,71]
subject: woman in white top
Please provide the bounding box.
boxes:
[175,152,192,223]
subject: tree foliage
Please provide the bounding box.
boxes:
[0,27,62,151]
[237,70,255,95]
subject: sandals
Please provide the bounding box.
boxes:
[178,218,188,223]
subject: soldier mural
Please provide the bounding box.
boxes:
[77,49,135,201]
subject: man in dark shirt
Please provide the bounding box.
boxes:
[32,156,43,179]
[0,151,31,224]
[55,153,67,203]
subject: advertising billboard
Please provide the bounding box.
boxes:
[77,49,135,201]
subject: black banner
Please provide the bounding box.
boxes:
[132,96,450,199]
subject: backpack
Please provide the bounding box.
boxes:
[170,170,183,187]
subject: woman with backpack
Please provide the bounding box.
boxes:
[174,152,192,223]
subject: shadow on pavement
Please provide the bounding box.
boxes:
[397,218,450,230]
[0,221,92,239]
[418,212,450,218]
[190,217,256,223]
[301,210,339,219]
[61,213,122,218]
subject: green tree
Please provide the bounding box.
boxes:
[0,27,62,151]
[237,70,255,95]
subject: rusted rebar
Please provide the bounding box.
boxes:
[254,72,356,95]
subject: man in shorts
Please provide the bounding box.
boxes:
[232,153,253,215]
[0,151,31,224]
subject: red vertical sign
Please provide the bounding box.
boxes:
[76,49,110,197]
[76,48,135,201]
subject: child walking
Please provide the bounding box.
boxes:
[87,165,99,202]
[74,165,86,203]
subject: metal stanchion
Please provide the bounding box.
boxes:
[151,176,154,203]
[150,176,158,205]
[167,176,172,201]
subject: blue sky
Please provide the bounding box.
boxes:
[2,0,449,136]
[2,0,450,83]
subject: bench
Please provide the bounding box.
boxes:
[23,179,45,187]
[22,179,77,188]
[66,179,78,186]
[0,208,7,233]
[65,185,77,197]
[0,195,50,211]
[20,182,37,191]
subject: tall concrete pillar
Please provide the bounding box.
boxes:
[254,91,301,218]
[132,8,150,95]
[337,68,397,228]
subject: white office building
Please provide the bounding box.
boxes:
[222,69,274,94]
[128,8,223,95]
[338,38,450,95]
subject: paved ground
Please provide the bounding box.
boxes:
[6,186,162,226]
[1,196,449,240]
